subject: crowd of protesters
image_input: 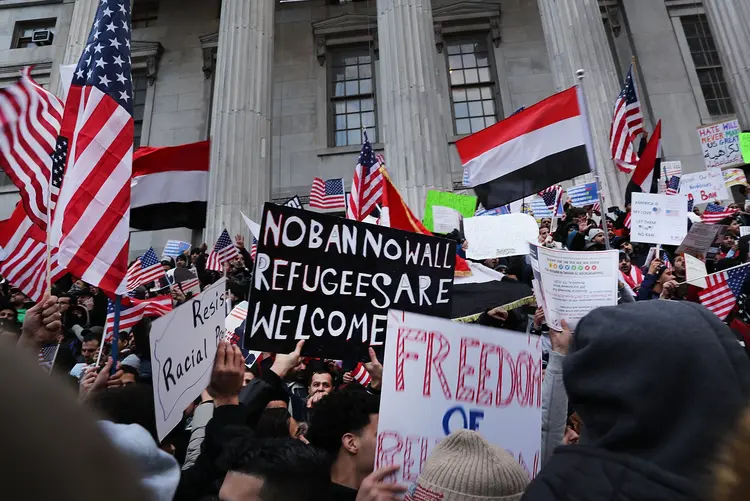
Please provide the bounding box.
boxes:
[4,198,750,501]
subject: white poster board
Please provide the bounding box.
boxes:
[432,206,462,234]
[376,310,542,483]
[150,278,230,440]
[463,213,538,259]
[661,161,683,180]
[679,170,730,204]
[630,193,688,245]
[697,119,744,169]
[675,222,723,259]
[684,254,707,289]
[529,244,618,330]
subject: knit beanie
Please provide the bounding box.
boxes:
[406,430,529,501]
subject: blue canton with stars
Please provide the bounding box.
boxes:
[618,66,639,105]
[73,0,133,115]
[324,178,345,196]
[358,132,378,172]
[727,267,750,298]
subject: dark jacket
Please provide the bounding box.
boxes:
[523,301,750,501]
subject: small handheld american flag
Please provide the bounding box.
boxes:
[538,185,562,211]
[702,203,738,224]
[699,265,750,320]
[351,362,372,387]
[105,295,172,340]
[126,247,165,291]
[206,229,240,272]
[665,176,680,196]
[38,344,59,374]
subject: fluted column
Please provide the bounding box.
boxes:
[377,0,452,218]
[206,0,274,241]
[703,1,750,130]
[54,0,99,94]
[537,0,625,207]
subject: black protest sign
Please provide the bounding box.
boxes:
[243,203,455,359]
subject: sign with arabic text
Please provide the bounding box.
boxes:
[697,119,743,169]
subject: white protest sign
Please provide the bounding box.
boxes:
[684,254,707,289]
[432,205,462,234]
[675,222,723,259]
[630,193,688,246]
[741,227,750,238]
[661,161,683,180]
[680,170,730,203]
[529,244,618,330]
[151,278,230,440]
[376,310,542,483]
[697,119,744,169]
[463,213,538,259]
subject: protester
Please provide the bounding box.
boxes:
[618,252,643,291]
[637,258,678,300]
[306,360,336,409]
[8,287,28,322]
[585,228,606,250]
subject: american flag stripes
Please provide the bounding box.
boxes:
[610,66,644,173]
[171,276,200,296]
[699,266,750,320]
[405,484,444,501]
[250,237,258,261]
[702,203,739,224]
[0,67,64,230]
[126,247,164,291]
[624,211,632,229]
[49,0,134,295]
[351,362,371,387]
[309,177,346,211]
[206,229,240,272]
[665,176,680,196]
[228,302,248,323]
[347,133,384,221]
[105,295,172,339]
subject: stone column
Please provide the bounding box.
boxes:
[206,0,274,241]
[377,0,453,218]
[537,0,626,207]
[53,0,99,94]
[702,1,750,130]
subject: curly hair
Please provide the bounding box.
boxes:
[305,387,380,455]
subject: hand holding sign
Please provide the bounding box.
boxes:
[209,342,245,407]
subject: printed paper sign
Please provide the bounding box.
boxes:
[375,310,542,484]
[723,168,748,188]
[432,206,462,234]
[675,222,724,259]
[680,170,730,203]
[698,119,744,169]
[244,203,456,360]
[741,226,750,238]
[684,254,707,289]
[741,132,750,164]
[463,213,538,259]
[661,161,683,180]
[423,191,477,232]
[567,182,599,207]
[150,278,229,440]
[529,245,618,329]
[630,193,688,245]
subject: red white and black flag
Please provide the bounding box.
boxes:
[457,87,590,210]
[625,120,662,205]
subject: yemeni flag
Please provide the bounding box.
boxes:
[452,262,534,321]
[130,140,210,230]
[624,120,662,205]
[457,87,590,209]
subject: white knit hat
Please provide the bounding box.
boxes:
[405,430,530,501]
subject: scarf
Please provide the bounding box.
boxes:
[620,265,643,290]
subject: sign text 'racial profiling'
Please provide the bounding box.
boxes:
[244,203,456,359]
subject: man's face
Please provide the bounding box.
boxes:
[723,235,735,249]
[81,340,100,364]
[309,372,333,397]
[176,258,187,268]
[118,336,129,352]
[620,242,633,255]
[121,372,137,386]
[0,308,15,321]
[354,414,379,474]
[58,297,71,313]
[162,264,171,272]
[729,220,741,235]
[657,268,674,285]
[219,472,265,501]
[675,255,685,274]
[593,233,605,245]
[619,258,632,273]
[10,292,25,306]
[538,227,550,242]
[540,218,552,229]
[243,371,254,387]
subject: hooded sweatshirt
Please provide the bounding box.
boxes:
[523,301,750,501]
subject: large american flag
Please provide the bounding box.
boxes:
[702,203,739,224]
[125,247,164,291]
[309,177,346,211]
[610,65,644,173]
[49,0,134,295]
[206,229,240,272]
[0,67,64,230]
[699,266,750,320]
[105,295,172,339]
[347,133,384,221]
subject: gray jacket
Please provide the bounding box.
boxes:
[541,351,567,464]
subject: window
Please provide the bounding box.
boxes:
[132,0,159,29]
[681,15,734,117]
[329,47,376,147]
[446,37,497,135]
[132,73,149,148]
[12,19,56,49]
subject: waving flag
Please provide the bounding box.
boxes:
[163,240,191,259]
[105,295,172,339]
[699,266,750,320]
[49,0,134,295]
[538,185,563,211]
[352,363,371,387]
[309,177,346,211]
[610,65,644,173]
[702,203,739,224]
[206,229,240,272]
[125,247,164,291]
[347,132,384,221]
[625,120,661,205]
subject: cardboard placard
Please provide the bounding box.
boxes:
[463,213,538,259]
[630,193,688,245]
[679,170,730,203]
[150,278,229,441]
[675,222,724,259]
[432,206,462,234]
[723,168,748,188]
[423,191,476,232]
[698,119,744,169]
[244,204,456,359]
[741,132,750,164]
[375,310,542,483]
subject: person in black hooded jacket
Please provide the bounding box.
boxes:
[522,300,750,501]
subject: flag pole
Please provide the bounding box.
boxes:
[109,295,122,375]
[576,69,611,251]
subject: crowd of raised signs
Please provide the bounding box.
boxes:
[3,194,750,501]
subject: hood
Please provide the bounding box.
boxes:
[566,300,750,480]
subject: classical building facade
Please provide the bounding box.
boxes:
[0,0,747,256]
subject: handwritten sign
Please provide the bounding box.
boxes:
[463,213,538,259]
[423,191,477,233]
[244,204,455,360]
[529,245,618,330]
[432,206,462,234]
[376,310,542,484]
[150,278,229,440]
[698,119,744,169]
[630,193,688,245]
[741,132,750,164]
[723,168,748,188]
[680,170,730,202]
[675,222,723,259]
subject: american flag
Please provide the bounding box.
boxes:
[206,229,240,272]
[0,67,64,230]
[610,65,644,173]
[37,344,59,374]
[48,0,134,295]
[162,240,191,259]
[624,211,631,229]
[699,266,750,320]
[405,484,444,501]
[351,362,371,387]
[125,247,164,291]
[702,203,739,224]
[665,176,680,196]
[538,185,562,211]
[228,302,248,322]
[250,237,258,261]
[171,276,201,296]
[105,295,172,339]
[309,177,346,211]
[591,202,601,214]
[347,133,384,221]
[662,252,673,271]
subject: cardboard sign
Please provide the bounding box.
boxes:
[529,244,618,330]
[244,204,456,359]
[684,254,707,289]
[423,191,476,232]
[150,278,230,441]
[723,168,748,188]
[680,170,730,203]
[463,213,538,259]
[698,119,744,169]
[741,132,750,164]
[432,206,462,234]
[675,222,724,259]
[630,193,688,245]
[375,310,542,483]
